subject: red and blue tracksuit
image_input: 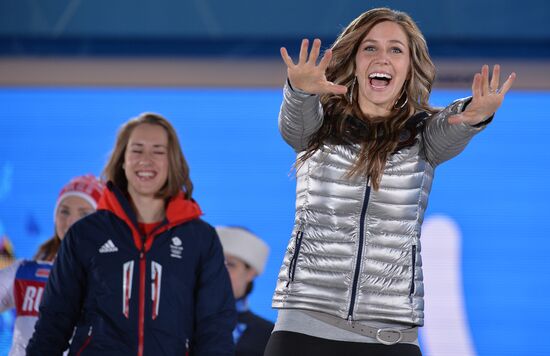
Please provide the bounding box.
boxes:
[0,259,53,356]
[27,182,236,355]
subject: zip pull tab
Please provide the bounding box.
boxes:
[347,314,354,324]
[366,176,371,187]
[88,325,93,336]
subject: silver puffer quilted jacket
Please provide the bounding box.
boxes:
[272,84,488,326]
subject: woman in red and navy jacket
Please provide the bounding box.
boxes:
[27,113,236,356]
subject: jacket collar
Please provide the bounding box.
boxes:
[97,181,203,251]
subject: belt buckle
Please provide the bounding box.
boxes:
[376,328,403,345]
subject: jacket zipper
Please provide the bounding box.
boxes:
[286,230,304,287]
[138,227,147,356]
[347,178,371,320]
[136,223,165,356]
[76,326,93,356]
[410,245,417,296]
[138,249,145,356]
[185,338,190,356]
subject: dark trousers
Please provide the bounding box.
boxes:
[264,331,423,356]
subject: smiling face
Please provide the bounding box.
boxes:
[354,21,411,117]
[123,123,169,200]
[55,196,94,239]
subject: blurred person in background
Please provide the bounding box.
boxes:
[27,113,236,356]
[0,234,16,353]
[266,7,515,356]
[0,236,15,269]
[0,174,104,356]
[216,226,273,356]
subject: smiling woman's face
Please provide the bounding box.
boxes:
[123,123,169,201]
[354,21,411,117]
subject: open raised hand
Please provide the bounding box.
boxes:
[280,38,347,95]
[449,64,516,125]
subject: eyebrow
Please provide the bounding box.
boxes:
[129,143,167,148]
[361,39,407,47]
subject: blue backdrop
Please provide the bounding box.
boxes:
[0,87,549,355]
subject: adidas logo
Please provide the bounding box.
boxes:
[99,239,118,253]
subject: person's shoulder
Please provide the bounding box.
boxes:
[13,259,52,280]
[171,218,218,244]
[20,259,51,267]
[175,218,214,233]
[70,210,119,233]
[64,211,116,248]
[86,209,118,223]
[0,258,23,275]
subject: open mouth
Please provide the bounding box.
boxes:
[136,170,157,181]
[368,72,392,89]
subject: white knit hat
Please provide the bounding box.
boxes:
[216,226,269,275]
[53,174,105,221]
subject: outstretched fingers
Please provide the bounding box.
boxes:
[489,64,500,93]
[308,39,322,65]
[481,65,490,95]
[471,72,482,99]
[318,48,333,71]
[280,47,295,68]
[488,64,516,96]
[497,72,517,96]
[279,38,347,95]
[298,38,309,65]
[453,65,517,126]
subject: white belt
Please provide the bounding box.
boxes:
[304,310,418,345]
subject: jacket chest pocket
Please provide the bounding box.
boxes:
[286,230,304,287]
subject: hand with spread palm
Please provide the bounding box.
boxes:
[280,38,347,95]
[449,64,516,125]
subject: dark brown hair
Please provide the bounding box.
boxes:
[299,8,437,189]
[102,112,193,199]
[33,235,60,261]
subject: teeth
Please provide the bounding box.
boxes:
[137,171,154,177]
[368,72,392,79]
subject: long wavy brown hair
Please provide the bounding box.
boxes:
[102,113,194,200]
[299,8,437,190]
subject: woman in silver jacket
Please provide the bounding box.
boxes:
[265,7,515,356]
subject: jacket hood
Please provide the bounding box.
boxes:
[97,181,203,251]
